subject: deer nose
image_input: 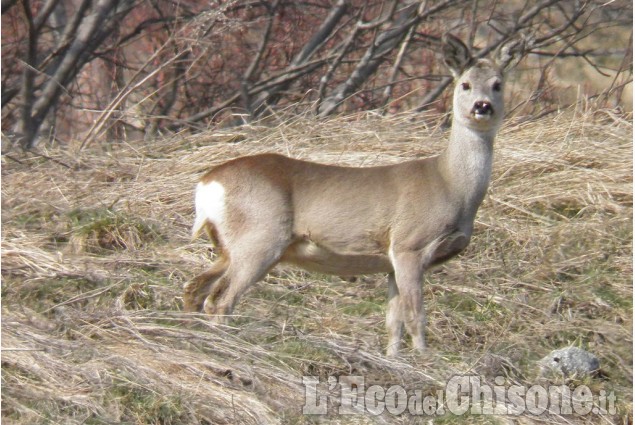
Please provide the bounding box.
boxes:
[473,100,493,116]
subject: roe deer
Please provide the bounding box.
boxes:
[186,34,524,356]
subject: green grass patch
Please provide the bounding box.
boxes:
[593,284,632,309]
[340,299,383,317]
[272,338,340,377]
[1,276,103,311]
[104,378,189,424]
[439,292,506,322]
[67,207,163,253]
[9,207,58,230]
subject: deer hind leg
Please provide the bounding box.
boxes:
[202,229,292,324]
[203,252,281,324]
[184,254,229,312]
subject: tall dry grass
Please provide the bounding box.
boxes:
[1,105,632,424]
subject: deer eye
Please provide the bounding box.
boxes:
[492,81,502,92]
[461,82,471,91]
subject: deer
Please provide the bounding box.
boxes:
[185,34,524,356]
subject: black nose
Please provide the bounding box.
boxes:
[473,101,493,115]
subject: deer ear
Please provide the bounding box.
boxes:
[442,33,472,78]
[496,35,527,72]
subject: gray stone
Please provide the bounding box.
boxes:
[539,347,600,378]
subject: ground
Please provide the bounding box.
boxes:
[1,107,632,424]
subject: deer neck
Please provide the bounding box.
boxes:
[439,122,496,216]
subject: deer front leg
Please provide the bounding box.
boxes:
[386,272,403,357]
[388,231,470,354]
[391,251,426,353]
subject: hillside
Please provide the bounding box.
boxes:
[1,108,632,424]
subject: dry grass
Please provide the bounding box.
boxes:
[1,105,632,424]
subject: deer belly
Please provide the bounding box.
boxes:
[281,239,393,275]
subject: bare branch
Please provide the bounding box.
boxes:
[242,0,280,117]
[15,0,38,149]
[32,0,63,31]
[317,0,458,117]
[247,0,349,118]
[79,45,187,150]
[22,0,135,148]
[1,0,17,14]
[414,76,452,112]
[381,22,415,112]
[291,0,348,67]
[2,0,630,146]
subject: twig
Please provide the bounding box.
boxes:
[381,21,415,112]
[316,19,361,110]
[26,149,72,169]
[42,281,121,314]
[79,44,186,150]
[241,0,279,117]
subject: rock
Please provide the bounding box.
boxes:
[539,347,600,378]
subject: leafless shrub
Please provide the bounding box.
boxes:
[1,0,631,150]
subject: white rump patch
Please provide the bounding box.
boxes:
[192,180,226,239]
